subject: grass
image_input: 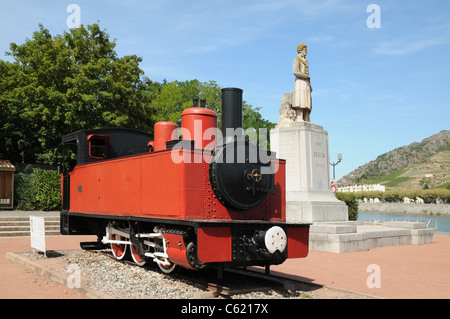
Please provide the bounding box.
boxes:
[386,176,413,187]
[358,169,408,186]
[435,182,450,189]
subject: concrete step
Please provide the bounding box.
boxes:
[0,216,60,221]
[309,221,435,253]
[0,224,59,232]
[0,230,61,237]
[0,221,30,227]
[0,216,60,238]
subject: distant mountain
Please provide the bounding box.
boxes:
[338,130,450,190]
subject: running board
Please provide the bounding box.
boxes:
[80,241,107,250]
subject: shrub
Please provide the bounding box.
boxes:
[346,189,450,204]
[14,168,61,211]
[383,190,403,203]
[14,173,37,210]
[31,169,61,210]
[353,191,384,201]
[335,192,358,221]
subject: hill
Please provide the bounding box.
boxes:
[338,130,450,190]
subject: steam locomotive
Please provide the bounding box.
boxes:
[60,88,309,274]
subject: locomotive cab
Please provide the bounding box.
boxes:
[61,128,154,212]
[62,128,154,167]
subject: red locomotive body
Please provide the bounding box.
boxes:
[61,88,309,273]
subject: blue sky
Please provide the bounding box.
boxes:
[1,0,449,181]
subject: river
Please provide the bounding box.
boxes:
[358,212,450,233]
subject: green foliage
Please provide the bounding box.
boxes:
[14,173,36,210]
[355,169,407,186]
[14,168,61,211]
[32,169,61,210]
[0,23,155,165]
[1,23,275,168]
[335,192,358,221]
[386,176,412,187]
[149,79,275,146]
[352,189,450,204]
[381,190,403,203]
[149,79,222,124]
[439,182,450,190]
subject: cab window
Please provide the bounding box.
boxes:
[87,135,110,159]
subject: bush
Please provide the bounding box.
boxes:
[353,191,384,201]
[335,192,358,221]
[14,173,37,210]
[14,168,61,211]
[383,190,403,203]
[348,189,450,204]
[32,169,61,210]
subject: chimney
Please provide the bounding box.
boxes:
[221,87,243,144]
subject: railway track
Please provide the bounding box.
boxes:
[83,248,321,299]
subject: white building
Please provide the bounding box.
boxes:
[337,184,385,193]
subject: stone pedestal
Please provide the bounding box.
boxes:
[270,122,348,223]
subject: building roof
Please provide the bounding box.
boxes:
[0,160,16,171]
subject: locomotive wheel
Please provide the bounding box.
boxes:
[130,243,146,267]
[152,237,176,274]
[157,260,176,274]
[111,234,128,260]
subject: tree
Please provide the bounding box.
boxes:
[150,79,221,124]
[0,23,155,165]
[1,23,275,166]
[149,79,275,146]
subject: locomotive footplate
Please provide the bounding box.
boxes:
[194,220,310,266]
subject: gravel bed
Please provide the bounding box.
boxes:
[18,249,373,299]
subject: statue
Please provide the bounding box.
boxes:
[277,43,312,127]
[292,43,312,122]
[271,44,349,225]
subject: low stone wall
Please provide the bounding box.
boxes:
[309,221,435,253]
[359,203,450,216]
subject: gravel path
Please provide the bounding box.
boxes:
[17,249,374,299]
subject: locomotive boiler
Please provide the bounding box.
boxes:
[60,88,309,273]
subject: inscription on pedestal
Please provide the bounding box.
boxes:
[313,151,325,159]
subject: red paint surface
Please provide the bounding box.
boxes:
[69,150,286,222]
[164,233,194,270]
[287,227,309,258]
[197,227,232,263]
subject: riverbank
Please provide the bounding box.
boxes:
[359,203,450,216]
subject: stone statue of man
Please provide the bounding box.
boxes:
[292,43,312,122]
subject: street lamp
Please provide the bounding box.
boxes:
[330,154,343,181]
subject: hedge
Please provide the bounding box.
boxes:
[335,192,358,221]
[350,189,450,204]
[14,168,61,211]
